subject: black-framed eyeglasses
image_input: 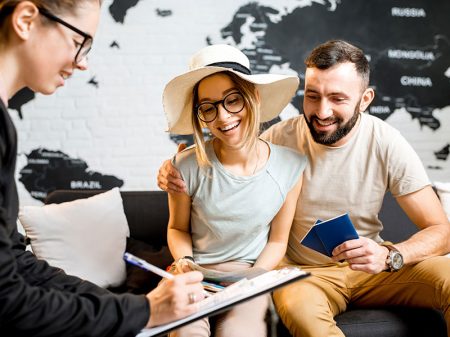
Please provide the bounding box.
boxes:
[38,7,93,65]
[196,92,245,123]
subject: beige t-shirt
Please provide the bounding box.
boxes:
[261,112,430,265]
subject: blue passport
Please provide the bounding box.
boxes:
[300,213,359,257]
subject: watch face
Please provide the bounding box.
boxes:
[391,251,404,270]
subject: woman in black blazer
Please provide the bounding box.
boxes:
[0,1,204,336]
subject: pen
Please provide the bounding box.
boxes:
[123,252,174,280]
[124,252,211,298]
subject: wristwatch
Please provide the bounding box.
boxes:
[381,242,404,272]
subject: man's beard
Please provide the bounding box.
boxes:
[305,103,360,146]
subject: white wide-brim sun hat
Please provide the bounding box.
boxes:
[163,44,299,135]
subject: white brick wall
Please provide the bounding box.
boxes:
[11,0,449,206]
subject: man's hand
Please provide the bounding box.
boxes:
[332,237,389,274]
[145,271,204,327]
[157,144,188,193]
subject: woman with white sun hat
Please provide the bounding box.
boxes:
[163,44,307,337]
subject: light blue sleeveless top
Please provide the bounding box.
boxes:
[173,140,307,264]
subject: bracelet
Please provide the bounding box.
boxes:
[182,255,195,262]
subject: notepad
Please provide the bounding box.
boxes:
[184,259,266,283]
[300,213,359,257]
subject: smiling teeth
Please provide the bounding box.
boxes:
[316,120,334,126]
[221,122,239,131]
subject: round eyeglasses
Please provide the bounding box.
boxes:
[39,7,93,65]
[196,92,245,123]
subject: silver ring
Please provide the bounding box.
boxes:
[188,292,197,304]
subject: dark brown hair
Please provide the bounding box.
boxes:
[0,0,101,42]
[305,39,370,89]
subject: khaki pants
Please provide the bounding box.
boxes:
[169,261,269,337]
[273,256,450,337]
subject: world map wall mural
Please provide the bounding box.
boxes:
[8,0,450,204]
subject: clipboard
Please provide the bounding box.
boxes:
[136,267,310,337]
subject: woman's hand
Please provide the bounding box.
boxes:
[145,271,204,327]
[171,257,195,274]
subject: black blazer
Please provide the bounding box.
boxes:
[0,98,149,337]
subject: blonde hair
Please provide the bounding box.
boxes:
[0,0,101,43]
[191,71,260,167]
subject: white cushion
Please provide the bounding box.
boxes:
[19,188,129,288]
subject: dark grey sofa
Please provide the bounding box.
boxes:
[45,190,447,337]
